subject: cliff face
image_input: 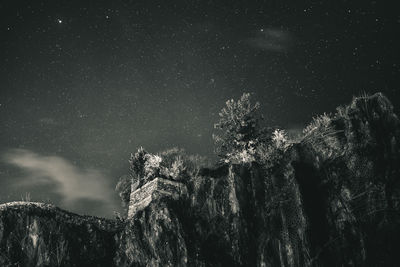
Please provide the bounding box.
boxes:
[1,93,399,266]
[0,202,120,266]
[293,93,400,266]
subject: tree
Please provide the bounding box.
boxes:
[115,147,149,210]
[115,174,132,208]
[213,93,267,162]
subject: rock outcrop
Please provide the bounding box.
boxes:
[127,178,188,218]
[1,93,399,266]
[0,202,120,266]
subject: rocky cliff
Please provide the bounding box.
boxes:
[1,93,399,266]
[0,202,120,266]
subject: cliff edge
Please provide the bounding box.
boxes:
[1,93,399,266]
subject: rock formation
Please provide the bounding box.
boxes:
[1,93,399,266]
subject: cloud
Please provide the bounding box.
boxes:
[3,149,119,216]
[247,28,294,52]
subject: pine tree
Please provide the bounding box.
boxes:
[213,93,267,161]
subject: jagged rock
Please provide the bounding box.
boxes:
[0,202,120,266]
[127,178,188,218]
[0,93,399,266]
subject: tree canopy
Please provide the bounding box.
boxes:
[213,93,267,162]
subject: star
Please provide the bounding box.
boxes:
[57,19,63,24]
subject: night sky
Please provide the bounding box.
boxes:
[1,0,400,217]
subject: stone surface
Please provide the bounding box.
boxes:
[127,178,188,218]
[0,201,120,266]
[0,93,399,266]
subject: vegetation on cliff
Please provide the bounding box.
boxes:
[1,92,399,266]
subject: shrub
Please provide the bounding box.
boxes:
[115,175,132,208]
[158,148,208,181]
[303,113,332,137]
[271,129,290,150]
[115,147,209,209]
[255,129,291,168]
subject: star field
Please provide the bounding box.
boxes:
[1,0,399,217]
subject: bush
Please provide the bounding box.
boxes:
[254,129,291,168]
[115,147,209,209]
[115,175,132,208]
[301,113,343,160]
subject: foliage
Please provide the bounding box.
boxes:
[131,147,209,183]
[144,154,162,179]
[255,129,291,168]
[115,175,132,208]
[115,147,152,210]
[224,142,257,164]
[128,147,148,182]
[303,112,332,137]
[271,129,290,150]
[213,93,267,163]
[115,147,209,209]
[302,113,343,160]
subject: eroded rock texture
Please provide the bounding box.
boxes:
[1,93,399,266]
[0,202,120,266]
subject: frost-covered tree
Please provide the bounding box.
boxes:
[213,93,267,162]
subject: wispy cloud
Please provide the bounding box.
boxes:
[3,149,119,217]
[247,28,294,52]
